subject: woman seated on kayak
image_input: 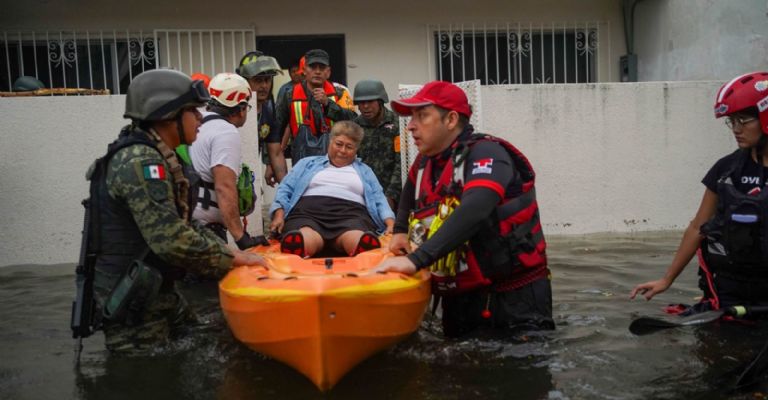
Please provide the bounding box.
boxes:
[631,71,768,312]
[269,121,395,257]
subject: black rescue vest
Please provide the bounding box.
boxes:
[701,151,768,276]
[410,133,548,294]
[90,127,198,282]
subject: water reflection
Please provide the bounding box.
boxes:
[1,232,767,399]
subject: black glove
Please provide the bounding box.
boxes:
[235,232,270,250]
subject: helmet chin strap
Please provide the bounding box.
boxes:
[176,112,187,145]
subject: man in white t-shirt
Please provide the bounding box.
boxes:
[190,72,266,250]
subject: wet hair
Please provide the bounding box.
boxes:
[435,105,470,128]
[330,120,364,146]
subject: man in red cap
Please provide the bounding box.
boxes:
[376,81,554,338]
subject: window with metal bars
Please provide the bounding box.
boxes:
[433,24,601,85]
[0,35,156,94]
[1,29,256,94]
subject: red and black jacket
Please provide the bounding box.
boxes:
[401,130,548,293]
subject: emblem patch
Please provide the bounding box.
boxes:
[259,124,271,139]
[755,80,768,92]
[472,158,493,174]
[714,103,728,115]
[143,164,166,180]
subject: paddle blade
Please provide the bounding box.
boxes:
[629,310,725,336]
[629,317,680,336]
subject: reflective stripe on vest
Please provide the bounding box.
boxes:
[289,81,338,136]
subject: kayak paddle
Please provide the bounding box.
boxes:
[629,305,768,336]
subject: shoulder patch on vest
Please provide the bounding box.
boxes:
[142,163,166,180]
[471,158,493,175]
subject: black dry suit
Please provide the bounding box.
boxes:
[700,150,768,306]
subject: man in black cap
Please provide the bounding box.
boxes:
[275,49,356,163]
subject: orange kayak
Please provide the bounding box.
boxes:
[218,238,431,391]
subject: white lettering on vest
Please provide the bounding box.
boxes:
[742,176,762,185]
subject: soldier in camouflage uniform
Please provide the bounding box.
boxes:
[353,79,402,209]
[89,69,266,353]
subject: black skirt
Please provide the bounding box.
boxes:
[284,195,377,240]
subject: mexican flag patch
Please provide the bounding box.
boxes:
[143,164,166,180]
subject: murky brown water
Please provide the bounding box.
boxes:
[1,231,766,399]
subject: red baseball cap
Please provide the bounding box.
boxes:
[391,81,472,118]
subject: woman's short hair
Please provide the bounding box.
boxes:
[330,120,365,146]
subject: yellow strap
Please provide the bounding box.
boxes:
[407,197,465,276]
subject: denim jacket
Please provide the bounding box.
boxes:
[269,155,395,233]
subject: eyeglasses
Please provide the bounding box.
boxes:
[725,115,757,130]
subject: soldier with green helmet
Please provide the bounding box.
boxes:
[75,69,266,354]
[353,79,402,209]
[238,54,288,185]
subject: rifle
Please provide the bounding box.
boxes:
[70,197,99,359]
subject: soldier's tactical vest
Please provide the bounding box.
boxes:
[701,150,768,277]
[409,133,548,295]
[91,126,198,284]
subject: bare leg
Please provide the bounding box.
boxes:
[300,227,325,257]
[334,230,364,256]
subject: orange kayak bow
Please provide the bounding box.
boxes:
[218,238,431,391]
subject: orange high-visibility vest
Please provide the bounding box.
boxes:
[289,81,338,137]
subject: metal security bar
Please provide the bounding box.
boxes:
[1,29,256,94]
[427,22,611,84]
[153,29,256,77]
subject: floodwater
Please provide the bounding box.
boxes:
[1,231,766,400]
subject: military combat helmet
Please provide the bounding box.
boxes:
[353,79,389,103]
[239,56,283,79]
[13,76,44,92]
[124,69,210,122]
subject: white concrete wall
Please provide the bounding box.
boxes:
[1,0,627,100]
[0,81,730,266]
[635,0,768,81]
[0,95,262,266]
[481,81,729,234]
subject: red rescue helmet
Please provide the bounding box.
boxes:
[714,71,768,134]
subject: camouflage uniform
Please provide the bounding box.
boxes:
[354,108,402,203]
[94,134,233,353]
